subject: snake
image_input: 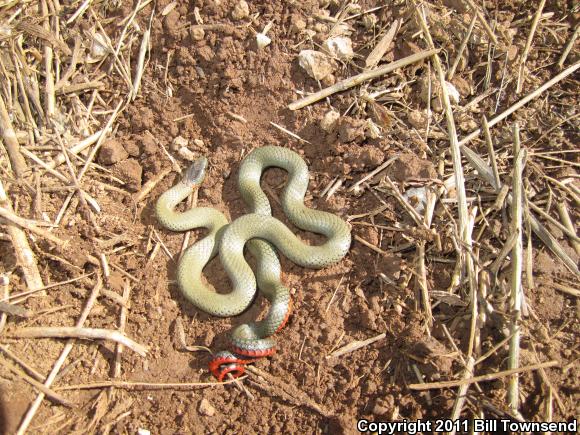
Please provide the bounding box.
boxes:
[156,146,351,380]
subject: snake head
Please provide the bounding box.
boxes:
[182,157,208,186]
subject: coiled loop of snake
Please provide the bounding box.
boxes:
[156,146,351,380]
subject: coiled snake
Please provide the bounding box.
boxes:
[156,146,351,380]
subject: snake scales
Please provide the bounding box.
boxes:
[156,146,351,380]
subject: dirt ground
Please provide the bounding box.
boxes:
[0,0,579,433]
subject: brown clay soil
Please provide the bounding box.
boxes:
[0,0,579,434]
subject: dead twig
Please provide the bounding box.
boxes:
[464,0,499,45]
[508,132,525,411]
[326,333,386,359]
[0,359,74,407]
[408,360,559,390]
[0,206,68,246]
[288,49,439,110]
[516,0,546,93]
[557,24,579,68]
[459,61,580,146]
[0,93,28,176]
[0,181,44,292]
[10,327,148,357]
[16,278,102,435]
[54,377,244,391]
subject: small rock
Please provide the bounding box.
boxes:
[298,50,336,81]
[338,117,365,143]
[320,110,340,132]
[177,146,196,161]
[360,309,377,330]
[98,139,128,165]
[407,110,428,129]
[231,0,249,20]
[320,73,336,87]
[189,26,205,41]
[171,135,189,152]
[290,17,306,34]
[123,141,140,157]
[198,398,216,417]
[324,36,354,60]
[141,134,157,155]
[114,158,142,192]
[451,76,472,97]
[373,396,395,416]
[256,33,271,49]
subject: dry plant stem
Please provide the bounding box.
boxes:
[0,93,28,176]
[0,277,8,333]
[20,148,70,183]
[416,242,432,328]
[77,100,124,182]
[508,130,525,411]
[558,24,579,68]
[365,19,401,68]
[411,364,432,405]
[11,327,148,357]
[383,177,429,230]
[528,202,580,243]
[414,3,478,327]
[326,333,386,358]
[0,345,44,381]
[16,277,102,435]
[556,202,580,255]
[0,359,73,407]
[552,282,580,297]
[41,0,55,118]
[408,360,559,390]
[288,49,439,110]
[15,20,71,56]
[0,301,31,318]
[353,234,392,256]
[449,356,475,434]
[53,127,100,230]
[134,167,172,202]
[459,61,580,146]
[348,155,399,193]
[0,181,44,292]
[3,273,93,303]
[516,0,546,93]
[0,206,67,246]
[448,14,477,80]
[113,281,132,377]
[482,116,501,189]
[531,343,566,414]
[47,130,102,170]
[131,20,150,101]
[528,215,579,276]
[460,142,580,276]
[464,0,499,45]
[54,377,245,391]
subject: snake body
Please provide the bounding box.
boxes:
[156,146,351,380]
